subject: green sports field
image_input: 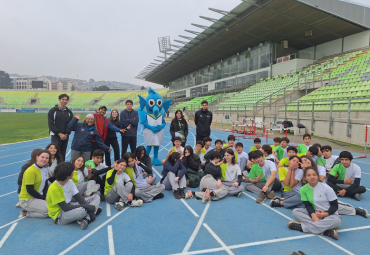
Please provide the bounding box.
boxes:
[0,113,87,145]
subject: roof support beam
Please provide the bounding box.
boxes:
[184,29,201,35]
[170,44,182,48]
[179,35,195,40]
[174,40,188,45]
[241,0,342,38]
[191,23,213,30]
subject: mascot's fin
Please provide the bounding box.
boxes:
[148,87,156,95]
[138,95,146,110]
[163,99,173,114]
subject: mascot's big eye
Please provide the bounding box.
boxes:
[149,99,155,107]
[157,99,162,106]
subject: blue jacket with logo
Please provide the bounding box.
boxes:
[67,117,109,152]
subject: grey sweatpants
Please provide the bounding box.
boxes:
[195,175,228,201]
[245,181,273,195]
[338,201,356,216]
[292,208,342,234]
[70,150,91,162]
[282,190,305,209]
[56,194,100,225]
[163,172,186,190]
[105,182,133,204]
[143,173,157,183]
[20,198,48,218]
[135,183,165,202]
[76,180,97,196]
[222,181,244,196]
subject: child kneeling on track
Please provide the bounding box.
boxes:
[220,149,244,197]
[288,167,342,240]
[19,150,52,218]
[105,159,143,210]
[47,162,102,230]
[124,153,165,202]
[185,151,228,203]
[71,156,100,197]
[161,152,187,199]
[244,150,281,203]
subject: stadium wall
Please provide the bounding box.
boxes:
[271,59,315,77]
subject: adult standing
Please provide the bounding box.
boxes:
[105,109,125,166]
[120,100,139,156]
[48,94,73,161]
[194,100,212,142]
[92,106,125,158]
[170,110,188,147]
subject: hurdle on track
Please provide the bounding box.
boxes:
[231,119,272,139]
[357,125,369,159]
[265,128,289,143]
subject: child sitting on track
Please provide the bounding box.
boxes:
[202,137,213,154]
[250,138,262,152]
[162,137,184,164]
[223,135,237,153]
[195,141,206,166]
[288,167,342,240]
[220,149,244,197]
[204,139,226,160]
[19,150,51,218]
[45,143,63,177]
[47,162,102,230]
[273,137,289,162]
[321,145,338,173]
[276,146,298,169]
[271,137,281,150]
[71,156,100,197]
[105,159,143,210]
[297,133,312,154]
[236,142,248,173]
[135,146,156,184]
[182,145,202,188]
[261,144,275,164]
[161,152,187,199]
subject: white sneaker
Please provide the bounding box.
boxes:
[85,184,99,196]
[114,202,125,211]
[130,199,143,207]
[15,202,21,208]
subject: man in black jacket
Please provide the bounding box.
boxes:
[48,94,73,161]
[194,100,213,142]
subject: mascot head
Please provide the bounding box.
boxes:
[138,87,172,118]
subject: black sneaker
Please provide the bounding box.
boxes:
[179,188,185,198]
[173,189,181,199]
[355,207,368,218]
[270,199,282,207]
[354,193,362,201]
[96,207,103,216]
[323,229,338,240]
[236,191,242,198]
[100,194,105,201]
[77,218,89,230]
[287,221,303,232]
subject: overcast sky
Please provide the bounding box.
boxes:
[0,0,369,89]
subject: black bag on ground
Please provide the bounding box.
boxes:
[185,168,202,188]
[282,121,293,128]
[297,123,305,128]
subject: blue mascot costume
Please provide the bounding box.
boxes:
[138,87,172,166]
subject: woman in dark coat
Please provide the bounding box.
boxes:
[170,110,188,147]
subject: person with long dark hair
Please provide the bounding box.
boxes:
[45,143,63,177]
[220,149,244,197]
[105,109,125,166]
[170,110,188,147]
[161,152,187,199]
[135,146,156,183]
[182,146,201,188]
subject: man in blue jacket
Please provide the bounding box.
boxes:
[120,100,139,157]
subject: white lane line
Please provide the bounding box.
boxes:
[65,149,71,158]
[0,141,48,153]
[318,236,354,255]
[0,218,24,230]
[107,225,115,255]
[337,225,370,232]
[242,192,292,221]
[203,223,234,255]
[106,201,111,217]
[182,201,211,253]
[0,136,49,147]
[353,160,370,165]
[0,160,28,168]
[59,206,130,255]
[0,173,18,180]
[0,223,18,249]
[151,167,162,178]
[180,199,199,217]
[0,191,16,198]
[361,172,370,175]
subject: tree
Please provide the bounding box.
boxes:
[89,79,95,83]
[92,85,110,91]
[141,86,146,90]
[0,70,13,89]
[71,84,76,91]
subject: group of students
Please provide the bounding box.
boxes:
[16,130,368,240]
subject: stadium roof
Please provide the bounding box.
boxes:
[138,0,370,86]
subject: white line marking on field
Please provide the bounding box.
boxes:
[0,136,49,147]
[59,206,130,255]
[0,159,28,168]
[0,223,18,249]
[65,149,71,158]
[337,225,370,232]
[182,201,211,253]
[152,167,162,178]
[361,172,370,175]
[180,199,199,217]
[0,141,48,153]
[107,225,115,255]
[318,236,354,255]
[203,223,234,255]
[353,160,370,165]
[0,173,18,180]
[106,201,111,217]
[0,191,16,198]
[0,151,34,159]
[0,218,24,230]
[242,192,292,220]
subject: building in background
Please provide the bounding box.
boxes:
[51,81,74,91]
[11,76,52,90]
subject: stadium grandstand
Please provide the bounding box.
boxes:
[137,0,370,146]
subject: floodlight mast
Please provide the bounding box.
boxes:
[158,36,171,60]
